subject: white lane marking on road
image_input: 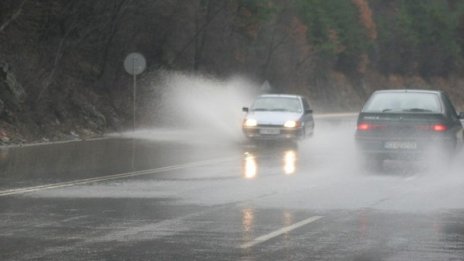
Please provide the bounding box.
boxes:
[239,216,323,249]
[404,175,418,181]
[0,137,108,149]
[0,157,236,197]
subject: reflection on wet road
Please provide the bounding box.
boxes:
[2,116,464,260]
[242,143,298,179]
[0,138,238,191]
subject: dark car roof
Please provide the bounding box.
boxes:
[372,89,443,95]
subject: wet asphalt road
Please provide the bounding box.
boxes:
[1,116,464,260]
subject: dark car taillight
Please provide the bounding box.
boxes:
[357,123,385,131]
[432,124,448,132]
[416,124,448,132]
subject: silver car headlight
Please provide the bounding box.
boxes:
[243,119,258,127]
[284,120,300,128]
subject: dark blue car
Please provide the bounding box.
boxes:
[355,89,464,168]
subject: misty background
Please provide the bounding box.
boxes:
[1,0,464,143]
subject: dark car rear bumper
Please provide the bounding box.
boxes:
[355,136,456,160]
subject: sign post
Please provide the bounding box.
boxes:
[124,53,146,170]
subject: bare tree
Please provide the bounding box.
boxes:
[0,0,27,33]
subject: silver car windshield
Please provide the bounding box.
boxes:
[363,92,442,113]
[251,97,302,113]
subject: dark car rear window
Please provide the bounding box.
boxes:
[363,92,442,113]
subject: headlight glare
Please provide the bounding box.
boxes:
[284,120,299,128]
[244,119,257,127]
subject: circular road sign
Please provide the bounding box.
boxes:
[124,53,146,75]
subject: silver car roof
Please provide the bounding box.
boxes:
[257,94,303,99]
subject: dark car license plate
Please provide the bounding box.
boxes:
[260,128,280,135]
[384,141,417,150]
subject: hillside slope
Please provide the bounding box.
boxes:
[1,0,464,144]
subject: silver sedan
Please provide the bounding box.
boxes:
[242,94,314,141]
